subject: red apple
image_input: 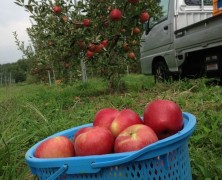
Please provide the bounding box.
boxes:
[109,9,122,21]
[83,18,91,27]
[139,11,150,23]
[73,127,92,142]
[34,136,75,158]
[53,6,61,14]
[122,43,130,52]
[101,39,108,48]
[128,52,136,59]
[143,99,183,139]
[94,44,104,53]
[74,126,114,156]
[73,127,94,156]
[133,27,141,35]
[88,43,96,51]
[110,109,143,138]
[114,124,158,153]
[94,44,103,53]
[93,108,119,129]
[86,50,94,58]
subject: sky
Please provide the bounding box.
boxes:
[0,0,31,65]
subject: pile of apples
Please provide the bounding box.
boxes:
[34,99,183,158]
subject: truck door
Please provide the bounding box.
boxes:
[141,0,172,54]
[140,0,174,75]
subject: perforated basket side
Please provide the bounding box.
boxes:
[95,142,191,180]
[32,142,191,180]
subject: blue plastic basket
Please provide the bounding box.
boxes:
[25,112,196,180]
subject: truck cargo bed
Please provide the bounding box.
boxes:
[175,13,222,53]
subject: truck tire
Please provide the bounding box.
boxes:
[153,61,170,83]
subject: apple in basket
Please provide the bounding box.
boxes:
[74,126,114,156]
[93,108,119,130]
[143,99,183,140]
[110,109,143,138]
[73,127,92,142]
[34,136,75,158]
[114,124,158,153]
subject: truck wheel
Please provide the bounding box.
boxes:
[153,61,170,83]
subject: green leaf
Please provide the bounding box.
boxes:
[216,161,222,169]
[30,15,35,19]
[25,5,33,12]
[34,6,38,14]
[14,2,22,7]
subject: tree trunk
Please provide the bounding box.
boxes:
[81,58,87,83]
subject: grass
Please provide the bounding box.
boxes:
[0,74,222,179]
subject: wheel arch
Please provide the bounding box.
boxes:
[152,56,168,75]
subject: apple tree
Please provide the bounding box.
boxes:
[15,0,161,90]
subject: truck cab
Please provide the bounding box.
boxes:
[140,0,214,82]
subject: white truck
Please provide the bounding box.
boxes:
[140,0,222,83]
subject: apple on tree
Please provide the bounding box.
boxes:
[34,136,75,158]
[109,9,122,21]
[114,124,158,153]
[132,27,141,35]
[88,43,96,52]
[127,52,136,59]
[101,39,108,48]
[53,5,61,14]
[93,108,119,129]
[74,126,114,156]
[94,44,104,53]
[110,109,143,138]
[139,11,150,23]
[122,43,130,52]
[83,18,91,27]
[86,50,94,58]
[143,99,183,139]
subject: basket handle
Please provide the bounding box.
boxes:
[91,141,161,169]
[46,164,68,180]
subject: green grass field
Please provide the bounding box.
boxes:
[0,74,221,179]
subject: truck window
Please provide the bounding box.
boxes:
[156,0,169,21]
[184,0,212,5]
[149,0,170,28]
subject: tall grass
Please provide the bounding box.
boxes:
[0,74,221,179]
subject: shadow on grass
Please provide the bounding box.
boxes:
[205,78,222,86]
